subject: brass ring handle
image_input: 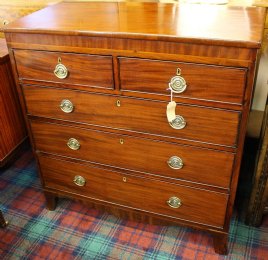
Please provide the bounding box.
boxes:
[167,196,182,209]
[73,175,86,186]
[169,75,187,93]
[67,138,80,150]
[54,63,68,79]
[169,115,186,130]
[167,156,184,170]
[60,99,74,113]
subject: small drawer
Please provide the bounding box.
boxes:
[14,50,114,89]
[24,86,240,147]
[119,57,246,105]
[39,155,228,228]
[31,120,234,189]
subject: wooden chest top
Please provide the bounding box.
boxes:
[5,2,265,48]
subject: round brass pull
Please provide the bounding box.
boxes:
[169,115,186,130]
[73,175,86,186]
[167,156,184,170]
[60,99,74,113]
[169,76,187,93]
[54,63,68,79]
[169,68,187,93]
[67,138,80,150]
[167,196,182,209]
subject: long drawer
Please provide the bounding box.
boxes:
[39,155,228,228]
[14,49,114,89]
[31,120,234,188]
[24,86,241,147]
[119,57,247,105]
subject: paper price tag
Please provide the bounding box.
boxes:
[166,101,176,122]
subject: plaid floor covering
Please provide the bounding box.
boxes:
[0,149,267,260]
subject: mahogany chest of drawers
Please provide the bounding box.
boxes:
[4,2,265,254]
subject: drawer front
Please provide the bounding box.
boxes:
[31,121,234,188]
[14,50,114,89]
[24,86,240,147]
[119,58,246,104]
[39,155,228,228]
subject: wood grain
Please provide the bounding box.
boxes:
[23,85,241,148]
[6,33,255,67]
[222,57,259,233]
[4,2,265,48]
[31,120,235,189]
[14,49,114,89]
[119,57,247,105]
[0,0,61,38]
[0,38,26,165]
[39,155,228,228]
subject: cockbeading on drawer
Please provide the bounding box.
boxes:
[14,49,114,89]
[39,155,228,228]
[24,86,241,148]
[31,120,235,189]
[119,57,247,105]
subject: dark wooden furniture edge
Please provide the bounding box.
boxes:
[246,105,268,226]
[0,137,29,168]
[0,210,8,228]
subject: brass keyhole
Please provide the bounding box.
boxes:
[119,139,124,144]
[116,100,121,107]
[123,177,127,182]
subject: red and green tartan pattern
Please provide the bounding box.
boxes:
[0,150,267,259]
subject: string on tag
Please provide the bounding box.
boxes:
[166,85,176,122]
[167,85,173,102]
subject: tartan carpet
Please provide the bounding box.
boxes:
[0,149,267,260]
